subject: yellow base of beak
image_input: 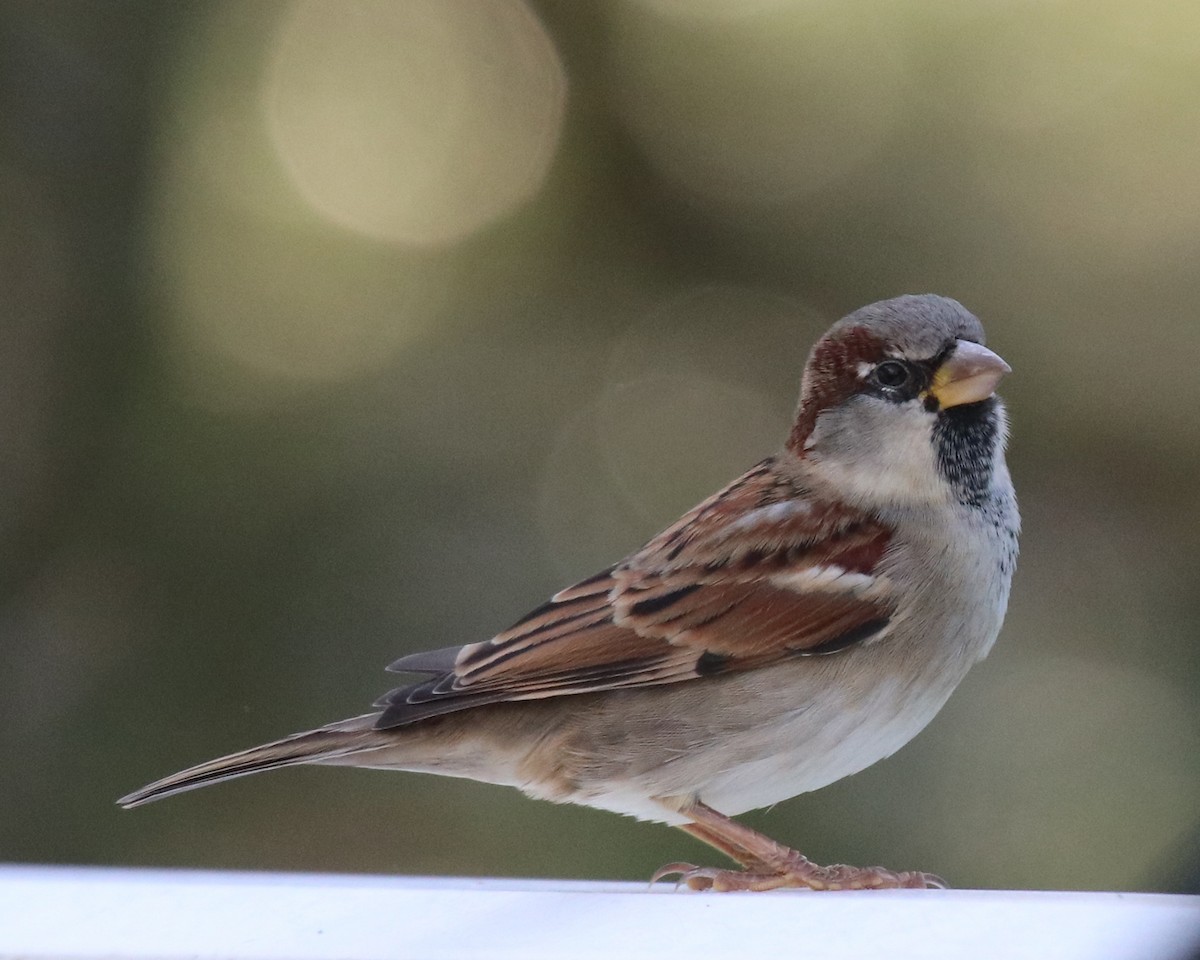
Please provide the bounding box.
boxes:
[926,340,1011,408]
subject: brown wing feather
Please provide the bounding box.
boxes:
[375,458,894,729]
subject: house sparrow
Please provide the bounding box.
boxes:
[120,293,1018,892]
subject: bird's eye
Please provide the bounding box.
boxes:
[873,360,911,388]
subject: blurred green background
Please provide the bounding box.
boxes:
[2,0,1198,894]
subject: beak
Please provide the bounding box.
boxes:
[927,340,1011,409]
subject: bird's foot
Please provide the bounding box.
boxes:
[652,856,946,892]
[653,798,947,892]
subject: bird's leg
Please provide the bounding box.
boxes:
[650,821,775,883]
[652,799,946,892]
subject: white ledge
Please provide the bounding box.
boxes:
[1,865,1198,960]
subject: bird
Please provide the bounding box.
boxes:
[120,293,1019,892]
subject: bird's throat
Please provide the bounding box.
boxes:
[932,397,1003,507]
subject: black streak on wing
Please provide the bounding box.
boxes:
[792,616,890,656]
[695,651,731,676]
[482,604,609,649]
[627,584,703,618]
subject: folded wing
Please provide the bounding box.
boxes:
[376,458,895,728]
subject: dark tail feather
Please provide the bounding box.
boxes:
[117,713,381,809]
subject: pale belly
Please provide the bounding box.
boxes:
[550,648,971,824]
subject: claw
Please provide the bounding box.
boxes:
[906,871,949,890]
[650,863,732,891]
[650,862,700,886]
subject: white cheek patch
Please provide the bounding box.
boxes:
[803,399,946,507]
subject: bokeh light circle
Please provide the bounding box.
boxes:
[266,0,567,247]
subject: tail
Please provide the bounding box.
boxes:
[117,713,384,808]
